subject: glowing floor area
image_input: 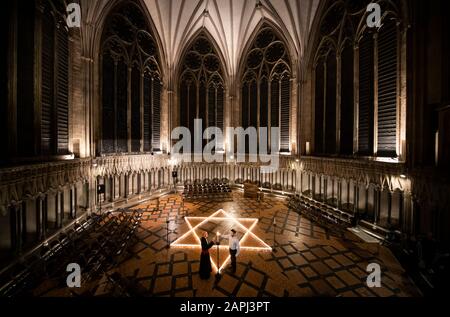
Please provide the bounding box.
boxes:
[31,192,420,297]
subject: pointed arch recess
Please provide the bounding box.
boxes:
[177,30,227,153]
[240,22,292,153]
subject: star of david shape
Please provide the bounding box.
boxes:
[171,209,272,272]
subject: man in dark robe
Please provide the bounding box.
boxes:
[199,231,215,279]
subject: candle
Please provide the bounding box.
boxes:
[306,142,310,155]
[273,218,276,225]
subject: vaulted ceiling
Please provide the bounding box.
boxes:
[144,0,321,76]
[82,0,322,77]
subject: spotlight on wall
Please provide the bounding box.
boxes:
[400,174,407,179]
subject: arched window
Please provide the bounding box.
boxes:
[1,0,69,160]
[241,25,291,153]
[179,33,225,152]
[40,0,70,156]
[314,2,350,156]
[312,1,401,158]
[358,16,399,157]
[376,19,398,156]
[358,31,375,155]
[340,38,354,155]
[314,43,339,155]
[100,1,162,154]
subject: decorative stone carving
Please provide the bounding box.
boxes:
[0,159,92,216]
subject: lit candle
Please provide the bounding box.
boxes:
[216,231,220,242]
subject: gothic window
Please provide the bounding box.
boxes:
[0,2,9,162]
[358,32,375,155]
[101,1,162,154]
[325,51,337,154]
[179,34,225,152]
[314,41,337,155]
[377,19,398,156]
[41,0,69,156]
[314,58,325,154]
[2,0,69,160]
[16,0,36,157]
[358,15,399,157]
[241,25,291,153]
[313,0,401,158]
[340,40,354,155]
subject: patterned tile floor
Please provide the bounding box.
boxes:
[40,191,421,297]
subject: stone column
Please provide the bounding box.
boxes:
[337,180,342,209]
[387,190,393,225]
[331,178,335,205]
[70,186,77,219]
[55,191,64,228]
[353,183,359,214]
[124,174,129,198]
[109,176,114,202]
[365,186,369,214]
[36,194,47,240]
[9,203,23,254]
[375,187,381,224]
[347,181,351,206]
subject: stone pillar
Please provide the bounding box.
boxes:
[109,176,114,202]
[403,192,414,236]
[387,190,393,225]
[70,186,77,219]
[300,171,303,195]
[36,195,45,240]
[85,181,90,211]
[353,183,359,214]
[122,174,127,198]
[331,178,335,205]
[311,174,316,199]
[9,205,18,254]
[375,188,381,224]
[399,191,405,232]
[308,173,311,196]
[138,173,142,194]
[319,175,323,201]
[55,191,64,228]
[347,181,351,206]
[9,203,24,254]
[337,180,342,209]
[365,186,369,214]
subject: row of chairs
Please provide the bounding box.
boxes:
[0,209,143,296]
[289,194,353,235]
[182,183,232,200]
[184,178,230,185]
